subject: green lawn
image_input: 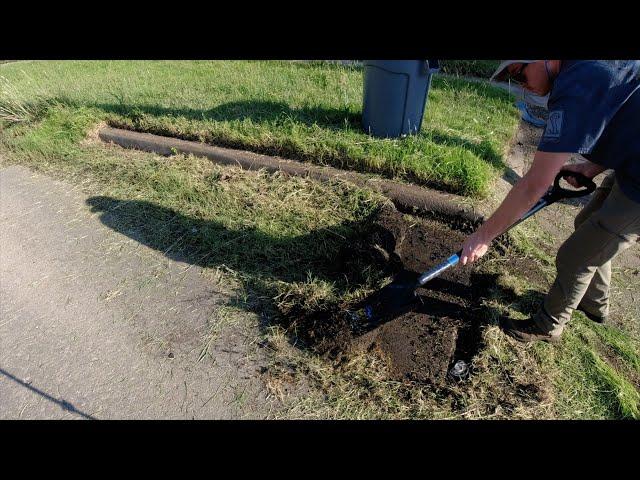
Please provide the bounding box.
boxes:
[0,60,519,197]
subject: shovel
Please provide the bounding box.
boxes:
[348,170,597,328]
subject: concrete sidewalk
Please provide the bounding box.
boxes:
[0,164,275,419]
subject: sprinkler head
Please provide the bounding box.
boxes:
[448,360,470,381]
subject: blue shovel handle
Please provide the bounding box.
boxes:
[416,250,462,287]
[414,170,596,289]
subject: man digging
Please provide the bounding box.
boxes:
[460,60,640,343]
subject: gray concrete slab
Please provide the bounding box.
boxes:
[0,164,275,419]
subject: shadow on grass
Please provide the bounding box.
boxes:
[88,99,363,132]
[86,195,390,333]
[86,195,475,353]
[472,272,547,318]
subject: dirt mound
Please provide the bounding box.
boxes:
[286,203,491,385]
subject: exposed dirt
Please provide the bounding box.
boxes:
[285,203,492,385]
[355,309,463,384]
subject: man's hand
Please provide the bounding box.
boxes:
[562,159,606,187]
[460,230,490,266]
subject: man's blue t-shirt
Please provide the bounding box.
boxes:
[537,60,640,202]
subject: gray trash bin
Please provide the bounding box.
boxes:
[362,60,439,138]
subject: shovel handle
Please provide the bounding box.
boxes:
[416,250,462,286]
[551,170,597,200]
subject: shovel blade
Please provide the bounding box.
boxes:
[347,271,421,329]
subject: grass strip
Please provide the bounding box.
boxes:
[1,60,519,197]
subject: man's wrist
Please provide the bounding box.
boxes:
[474,225,494,245]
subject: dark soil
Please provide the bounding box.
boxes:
[287,203,494,385]
[356,309,462,384]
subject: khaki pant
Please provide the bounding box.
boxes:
[534,172,640,335]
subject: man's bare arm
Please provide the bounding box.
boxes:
[460,151,572,265]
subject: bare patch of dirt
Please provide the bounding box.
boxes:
[355,310,462,384]
[282,203,499,385]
